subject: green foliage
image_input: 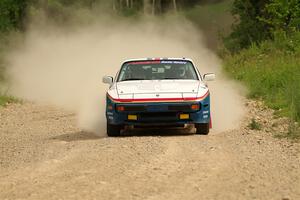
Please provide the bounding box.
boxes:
[0,0,28,31]
[287,122,300,140]
[224,31,300,127]
[224,0,300,52]
[0,95,20,106]
[248,118,262,130]
[224,0,272,52]
[0,64,4,83]
[275,120,300,140]
[0,32,9,84]
[0,0,231,30]
[261,0,300,32]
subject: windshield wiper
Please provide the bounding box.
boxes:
[121,78,145,82]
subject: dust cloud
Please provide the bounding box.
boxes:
[6,17,245,136]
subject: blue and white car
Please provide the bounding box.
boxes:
[103,58,215,137]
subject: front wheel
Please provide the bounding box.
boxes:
[107,123,122,137]
[195,123,210,135]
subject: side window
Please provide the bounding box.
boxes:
[194,65,202,80]
[118,66,126,81]
[114,71,120,82]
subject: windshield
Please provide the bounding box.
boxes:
[117,60,198,82]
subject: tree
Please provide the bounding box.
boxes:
[110,0,204,15]
[0,0,28,31]
[173,0,177,12]
[224,0,300,52]
[144,0,151,14]
[261,0,300,32]
[224,0,272,52]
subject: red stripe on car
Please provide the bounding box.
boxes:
[129,61,161,65]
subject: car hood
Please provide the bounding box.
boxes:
[115,80,201,99]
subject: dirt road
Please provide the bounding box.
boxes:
[0,102,299,200]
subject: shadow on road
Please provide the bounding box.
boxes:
[51,131,102,142]
[122,126,195,137]
[51,126,196,142]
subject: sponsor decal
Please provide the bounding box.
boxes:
[203,111,209,114]
[203,115,208,119]
[161,61,187,64]
[128,60,187,65]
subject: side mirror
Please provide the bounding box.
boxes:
[203,73,215,81]
[102,76,113,85]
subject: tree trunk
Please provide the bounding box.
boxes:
[173,0,177,12]
[130,0,133,8]
[144,0,152,15]
[152,0,156,15]
[157,0,162,14]
[89,0,95,9]
[119,0,122,10]
[112,0,117,11]
[40,0,49,17]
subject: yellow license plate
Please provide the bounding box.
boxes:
[179,114,189,120]
[128,115,138,120]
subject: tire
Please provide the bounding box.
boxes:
[195,123,210,135]
[107,123,122,137]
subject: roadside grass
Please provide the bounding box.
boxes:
[286,123,300,141]
[248,118,262,130]
[0,32,7,84]
[223,31,300,139]
[274,123,300,141]
[0,32,21,107]
[0,95,20,106]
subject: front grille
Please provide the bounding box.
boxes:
[139,112,177,122]
[124,105,146,112]
[168,105,191,111]
[118,102,201,113]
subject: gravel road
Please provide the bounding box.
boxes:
[0,102,299,200]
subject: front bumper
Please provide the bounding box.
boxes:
[106,95,211,126]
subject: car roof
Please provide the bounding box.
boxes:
[123,57,194,63]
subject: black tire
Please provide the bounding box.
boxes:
[195,123,210,135]
[107,123,122,137]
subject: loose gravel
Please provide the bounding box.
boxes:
[0,101,299,200]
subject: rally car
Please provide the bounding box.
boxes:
[103,58,215,137]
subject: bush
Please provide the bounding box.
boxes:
[223,31,300,125]
[248,118,262,130]
[261,0,300,33]
[224,0,300,52]
[223,0,272,52]
[0,95,20,106]
[0,0,28,31]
